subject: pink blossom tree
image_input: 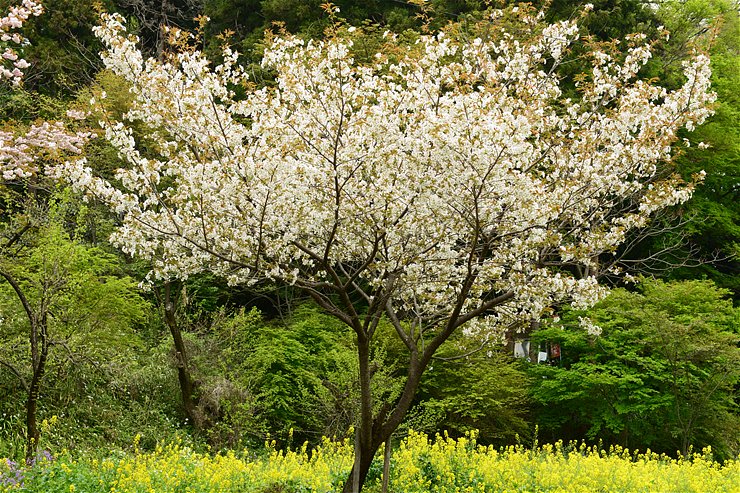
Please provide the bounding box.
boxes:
[0,0,89,182]
[0,0,42,85]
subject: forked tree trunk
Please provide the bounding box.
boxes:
[341,402,410,493]
[343,441,380,493]
[342,342,426,493]
[307,263,514,492]
[0,269,48,464]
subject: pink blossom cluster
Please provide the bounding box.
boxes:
[0,0,43,85]
[1,122,90,181]
[0,1,91,183]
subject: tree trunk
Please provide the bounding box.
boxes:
[343,435,383,493]
[342,345,425,492]
[25,318,47,464]
[0,269,48,465]
[342,418,401,492]
[162,282,199,428]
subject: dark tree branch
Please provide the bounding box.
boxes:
[0,359,28,392]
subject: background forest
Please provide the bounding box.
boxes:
[0,0,739,479]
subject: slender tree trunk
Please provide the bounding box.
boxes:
[342,353,426,492]
[25,318,47,464]
[0,269,47,464]
[352,425,361,493]
[343,437,381,493]
[156,0,169,59]
[162,282,199,428]
[344,338,375,493]
[334,277,511,492]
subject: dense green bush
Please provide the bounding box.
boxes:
[529,280,740,459]
[185,303,404,449]
[412,345,532,447]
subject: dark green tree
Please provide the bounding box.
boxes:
[0,0,117,97]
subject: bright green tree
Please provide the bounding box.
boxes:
[660,0,740,295]
[413,346,532,447]
[0,200,148,461]
[530,279,740,458]
[189,303,402,448]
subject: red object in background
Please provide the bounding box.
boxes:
[550,343,561,358]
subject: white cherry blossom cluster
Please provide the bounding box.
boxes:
[62,10,714,337]
[578,316,603,337]
[0,0,43,85]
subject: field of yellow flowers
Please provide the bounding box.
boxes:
[2,431,739,492]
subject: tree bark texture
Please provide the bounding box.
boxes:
[0,269,47,463]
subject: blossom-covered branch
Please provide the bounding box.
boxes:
[1,119,89,182]
[0,2,90,184]
[0,0,43,85]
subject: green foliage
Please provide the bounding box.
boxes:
[202,0,422,65]
[0,87,71,123]
[0,208,147,336]
[665,1,740,294]
[547,0,659,42]
[184,304,375,447]
[182,303,405,449]
[0,195,182,459]
[0,344,190,458]
[413,346,531,447]
[530,279,740,459]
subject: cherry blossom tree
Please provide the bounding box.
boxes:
[0,0,42,85]
[0,0,89,181]
[1,120,88,181]
[59,6,714,490]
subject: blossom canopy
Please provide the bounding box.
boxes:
[59,9,715,338]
